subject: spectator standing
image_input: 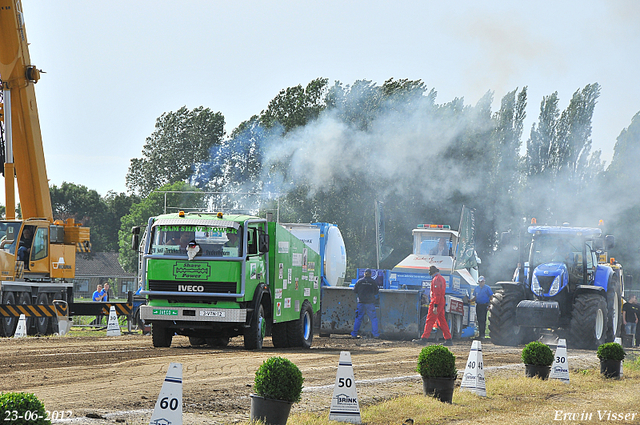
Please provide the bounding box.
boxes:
[622,295,638,340]
[414,266,452,346]
[103,282,114,302]
[92,284,105,326]
[351,269,380,338]
[471,276,493,339]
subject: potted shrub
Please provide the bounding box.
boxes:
[250,356,304,425]
[522,341,554,379]
[0,392,49,425]
[416,345,458,403]
[597,342,625,378]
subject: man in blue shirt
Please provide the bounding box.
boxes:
[471,276,493,339]
[92,284,105,325]
[351,269,380,338]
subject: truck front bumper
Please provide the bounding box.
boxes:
[516,300,560,328]
[140,305,247,323]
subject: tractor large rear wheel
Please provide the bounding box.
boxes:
[488,286,529,346]
[569,293,607,349]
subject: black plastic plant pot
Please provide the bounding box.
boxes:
[525,364,551,380]
[600,359,621,379]
[422,376,456,403]
[250,394,293,425]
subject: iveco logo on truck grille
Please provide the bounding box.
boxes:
[178,285,205,292]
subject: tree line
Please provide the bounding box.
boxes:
[30,78,640,286]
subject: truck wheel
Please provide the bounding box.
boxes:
[244,303,266,350]
[288,301,313,349]
[189,336,206,346]
[0,292,17,337]
[271,322,290,348]
[569,293,607,349]
[133,307,145,330]
[152,322,173,348]
[18,292,34,335]
[35,293,51,335]
[488,287,527,346]
[605,274,621,342]
[206,337,229,347]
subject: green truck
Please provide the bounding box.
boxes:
[134,211,321,349]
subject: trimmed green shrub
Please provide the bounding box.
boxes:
[416,345,457,378]
[254,357,304,403]
[521,341,554,366]
[0,392,50,425]
[597,342,625,361]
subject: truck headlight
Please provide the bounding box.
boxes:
[548,275,562,296]
[532,274,543,296]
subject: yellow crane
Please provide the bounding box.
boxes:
[0,0,91,336]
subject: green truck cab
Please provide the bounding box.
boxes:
[136,212,320,349]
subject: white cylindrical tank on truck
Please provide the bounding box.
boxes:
[284,222,347,287]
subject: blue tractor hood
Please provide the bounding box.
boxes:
[531,262,568,297]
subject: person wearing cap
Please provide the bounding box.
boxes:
[351,269,380,338]
[414,265,452,345]
[471,276,493,339]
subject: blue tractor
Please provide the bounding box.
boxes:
[490,224,623,349]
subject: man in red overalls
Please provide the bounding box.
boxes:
[414,265,452,346]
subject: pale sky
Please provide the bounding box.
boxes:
[8,0,640,198]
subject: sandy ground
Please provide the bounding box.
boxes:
[0,333,607,424]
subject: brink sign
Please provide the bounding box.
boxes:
[329,351,361,424]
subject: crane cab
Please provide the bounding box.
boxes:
[0,219,88,280]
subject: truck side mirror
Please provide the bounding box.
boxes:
[605,235,615,250]
[131,226,140,251]
[259,233,269,253]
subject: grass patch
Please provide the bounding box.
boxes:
[272,367,640,424]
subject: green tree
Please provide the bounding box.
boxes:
[101,191,140,252]
[480,88,528,280]
[118,182,204,273]
[126,106,225,196]
[523,84,603,224]
[260,78,329,133]
[603,111,640,285]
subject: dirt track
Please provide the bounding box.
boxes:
[0,333,604,424]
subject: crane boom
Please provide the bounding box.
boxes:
[0,0,52,221]
[0,0,89,285]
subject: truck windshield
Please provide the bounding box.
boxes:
[0,222,22,254]
[531,234,582,266]
[415,234,452,256]
[150,225,242,258]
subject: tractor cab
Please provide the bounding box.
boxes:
[527,226,603,298]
